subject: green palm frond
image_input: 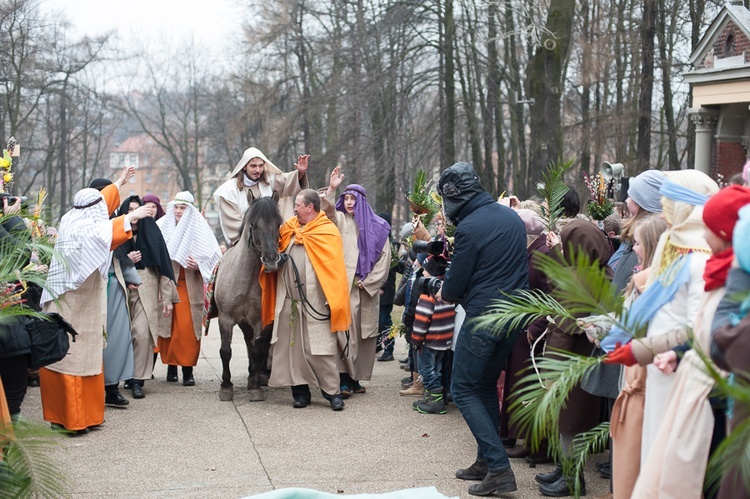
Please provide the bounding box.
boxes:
[1,418,70,498]
[538,157,574,232]
[476,250,626,339]
[473,289,574,336]
[507,350,603,456]
[534,250,625,320]
[569,422,611,497]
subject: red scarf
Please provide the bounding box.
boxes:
[704,247,734,291]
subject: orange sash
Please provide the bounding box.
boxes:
[260,211,351,332]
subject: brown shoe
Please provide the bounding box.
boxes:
[399,376,424,396]
[506,445,530,459]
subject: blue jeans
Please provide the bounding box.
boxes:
[417,347,446,391]
[451,321,520,473]
[378,304,394,355]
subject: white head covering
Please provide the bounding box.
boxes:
[229,147,283,178]
[41,188,113,305]
[157,191,222,283]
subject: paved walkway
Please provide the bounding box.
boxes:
[21,323,609,498]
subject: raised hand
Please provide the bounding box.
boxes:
[327,165,344,194]
[115,166,136,188]
[294,154,310,175]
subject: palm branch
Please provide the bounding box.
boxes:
[474,250,626,338]
[1,418,70,498]
[570,422,611,497]
[406,169,438,226]
[507,350,603,458]
[538,157,574,232]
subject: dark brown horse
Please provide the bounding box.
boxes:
[213,196,282,401]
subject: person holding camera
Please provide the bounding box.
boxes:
[436,162,528,496]
[411,255,455,415]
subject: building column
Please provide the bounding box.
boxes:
[689,107,719,174]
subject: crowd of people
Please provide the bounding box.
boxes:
[2,147,750,498]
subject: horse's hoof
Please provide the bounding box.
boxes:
[219,387,234,401]
[248,389,265,402]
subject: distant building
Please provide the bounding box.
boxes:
[109,134,226,239]
[685,1,750,180]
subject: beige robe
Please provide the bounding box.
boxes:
[269,241,340,394]
[214,170,308,245]
[129,268,178,379]
[155,262,202,341]
[320,192,391,381]
[631,288,725,499]
[43,273,106,376]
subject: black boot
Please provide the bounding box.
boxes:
[166,365,178,382]
[321,390,345,411]
[104,384,129,407]
[538,474,586,497]
[131,380,145,399]
[182,367,195,386]
[291,385,311,408]
[467,467,517,496]
[536,465,563,485]
[455,459,488,480]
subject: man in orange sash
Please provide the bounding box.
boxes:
[264,189,351,411]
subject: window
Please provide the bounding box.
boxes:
[146,172,152,184]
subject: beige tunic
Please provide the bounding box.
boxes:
[214,170,308,245]
[631,288,725,499]
[269,241,340,394]
[129,268,178,379]
[43,272,106,377]
[155,262,203,341]
[320,191,391,381]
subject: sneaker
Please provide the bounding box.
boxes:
[340,385,352,399]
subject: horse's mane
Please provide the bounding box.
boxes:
[238,197,283,242]
[248,197,283,226]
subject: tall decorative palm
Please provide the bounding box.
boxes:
[0,215,70,498]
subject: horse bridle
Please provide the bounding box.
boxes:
[246,223,281,269]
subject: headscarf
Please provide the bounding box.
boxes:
[335,184,391,279]
[115,195,175,282]
[399,222,413,241]
[229,147,283,178]
[702,185,750,291]
[516,208,545,236]
[627,170,665,213]
[648,169,718,284]
[141,194,166,220]
[156,191,222,283]
[41,188,113,305]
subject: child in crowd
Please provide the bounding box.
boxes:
[411,255,455,415]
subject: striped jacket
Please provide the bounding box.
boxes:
[412,294,455,350]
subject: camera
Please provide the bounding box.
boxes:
[411,239,445,256]
[0,193,28,209]
[414,251,450,297]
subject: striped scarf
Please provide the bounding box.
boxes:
[41,188,113,305]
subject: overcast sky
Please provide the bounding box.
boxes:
[42,0,245,63]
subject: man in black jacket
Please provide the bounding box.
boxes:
[437,162,528,496]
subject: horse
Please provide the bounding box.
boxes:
[212,195,283,402]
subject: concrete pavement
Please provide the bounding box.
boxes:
[20,322,609,498]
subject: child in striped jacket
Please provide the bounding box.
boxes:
[412,256,455,415]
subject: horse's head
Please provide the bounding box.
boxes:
[244,196,283,272]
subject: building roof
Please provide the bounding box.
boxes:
[689,3,750,68]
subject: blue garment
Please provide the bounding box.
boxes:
[608,242,626,272]
[451,322,520,472]
[600,254,693,352]
[418,346,446,391]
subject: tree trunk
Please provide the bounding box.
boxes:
[636,0,656,173]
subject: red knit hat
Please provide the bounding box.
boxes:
[703,185,750,241]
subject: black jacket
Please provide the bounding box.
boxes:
[441,191,528,318]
